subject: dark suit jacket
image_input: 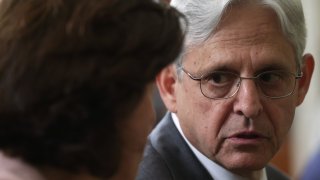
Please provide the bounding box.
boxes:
[137,113,289,180]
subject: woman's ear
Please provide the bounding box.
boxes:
[296,53,315,106]
[156,64,178,113]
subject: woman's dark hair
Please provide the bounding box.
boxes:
[0,0,184,178]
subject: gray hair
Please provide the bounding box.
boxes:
[171,0,306,69]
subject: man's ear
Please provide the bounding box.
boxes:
[296,53,315,106]
[156,64,178,113]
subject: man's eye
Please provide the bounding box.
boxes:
[204,72,236,85]
[259,72,282,83]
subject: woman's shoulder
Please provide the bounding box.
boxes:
[0,152,45,180]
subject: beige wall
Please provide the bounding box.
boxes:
[292,0,320,177]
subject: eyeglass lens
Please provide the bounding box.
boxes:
[199,71,297,99]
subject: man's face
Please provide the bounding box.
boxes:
[161,4,311,175]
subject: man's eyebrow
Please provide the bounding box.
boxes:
[255,64,293,74]
[199,63,293,76]
[199,66,237,76]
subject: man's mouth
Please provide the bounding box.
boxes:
[228,131,268,141]
[235,132,262,139]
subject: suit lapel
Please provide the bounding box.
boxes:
[150,113,213,180]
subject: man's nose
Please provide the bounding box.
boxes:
[233,79,263,118]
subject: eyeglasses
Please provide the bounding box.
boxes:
[180,67,303,100]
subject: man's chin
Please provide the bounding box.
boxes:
[218,153,272,173]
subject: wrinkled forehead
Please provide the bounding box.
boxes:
[182,4,296,74]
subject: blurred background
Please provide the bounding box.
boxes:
[292,0,320,178]
[153,0,320,178]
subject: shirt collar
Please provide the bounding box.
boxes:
[171,113,268,180]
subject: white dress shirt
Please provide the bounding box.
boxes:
[171,113,267,180]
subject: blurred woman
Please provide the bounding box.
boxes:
[0,0,184,179]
